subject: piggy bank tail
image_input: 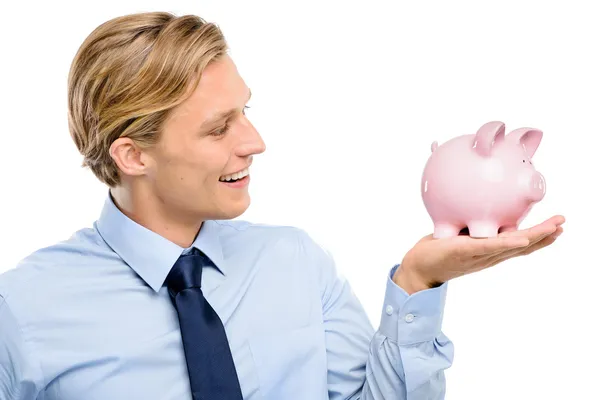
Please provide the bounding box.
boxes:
[431,141,438,153]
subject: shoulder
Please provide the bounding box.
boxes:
[214,219,324,250]
[212,219,302,242]
[0,226,109,305]
[213,219,336,271]
[213,218,300,234]
[214,220,341,304]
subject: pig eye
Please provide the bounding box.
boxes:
[522,159,526,163]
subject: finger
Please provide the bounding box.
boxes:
[498,221,557,243]
[453,235,530,256]
[551,225,564,239]
[487,224,557,259]
[483,229,555,262]
[518,227,563,256]
[484,226,563,268]
[485,235,557,268]
[535,215,566,227]
[499,215,565,238]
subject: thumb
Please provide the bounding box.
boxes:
[417,233,434,243]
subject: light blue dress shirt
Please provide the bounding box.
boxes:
[0,193,454,399]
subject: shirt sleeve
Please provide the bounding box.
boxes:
[359,264,454,399]
[0,295,42,400]
[299,230,453,400]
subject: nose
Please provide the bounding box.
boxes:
[528,171,546,202]
[236,117,266,157]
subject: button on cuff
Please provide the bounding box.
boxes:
[378,264,449,344]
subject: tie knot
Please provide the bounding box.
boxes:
[166,248,211,297]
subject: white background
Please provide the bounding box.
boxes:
[1,1,598,398]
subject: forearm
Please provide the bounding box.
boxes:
[357,264,454,400]
[299,229,454,400]
[358,332,452,399]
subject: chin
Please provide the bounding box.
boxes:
[214,196,251,220]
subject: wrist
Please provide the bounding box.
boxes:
[393,262,440,295]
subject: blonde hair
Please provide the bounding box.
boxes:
[67,12,228,187]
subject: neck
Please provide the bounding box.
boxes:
[109,185,203,248]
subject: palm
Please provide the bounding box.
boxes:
[401,215,565,288]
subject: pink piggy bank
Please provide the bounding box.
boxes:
[421,121,546,238]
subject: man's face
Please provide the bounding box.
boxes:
[143,54,265,220]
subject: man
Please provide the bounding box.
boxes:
[0,11,564,400]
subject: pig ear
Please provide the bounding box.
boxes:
[473,121,505,157]
[507,127,543,158]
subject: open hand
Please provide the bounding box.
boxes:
[394,215,566,294]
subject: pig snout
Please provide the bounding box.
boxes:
[527,171,546,202]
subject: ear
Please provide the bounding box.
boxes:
[473,121,505,157]
[109,137,148,178]
[506,127,543,158]
[431,141,438,153]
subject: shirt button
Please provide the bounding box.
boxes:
[404,313,415,323]
[385,305,394,315]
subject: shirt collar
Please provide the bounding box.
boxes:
[95,192,227,292]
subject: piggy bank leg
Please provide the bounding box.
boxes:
[468,221,500,238]
[433,223,462,238]
[499,225,518,233]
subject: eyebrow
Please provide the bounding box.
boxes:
[200,89,252,130]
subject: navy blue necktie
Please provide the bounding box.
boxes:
[166,247,243,400]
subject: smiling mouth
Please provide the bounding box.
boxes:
[219,167,250,182]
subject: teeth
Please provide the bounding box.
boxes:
[219,167,249,182]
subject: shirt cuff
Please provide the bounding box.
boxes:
[378,264,448,345]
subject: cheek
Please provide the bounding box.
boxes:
[177,153,228,191]
[152,139,230,186]
[198,146,231,175]
[148,151,193,188]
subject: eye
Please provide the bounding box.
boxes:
[242,105,251,115]
[211,123,230,136]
